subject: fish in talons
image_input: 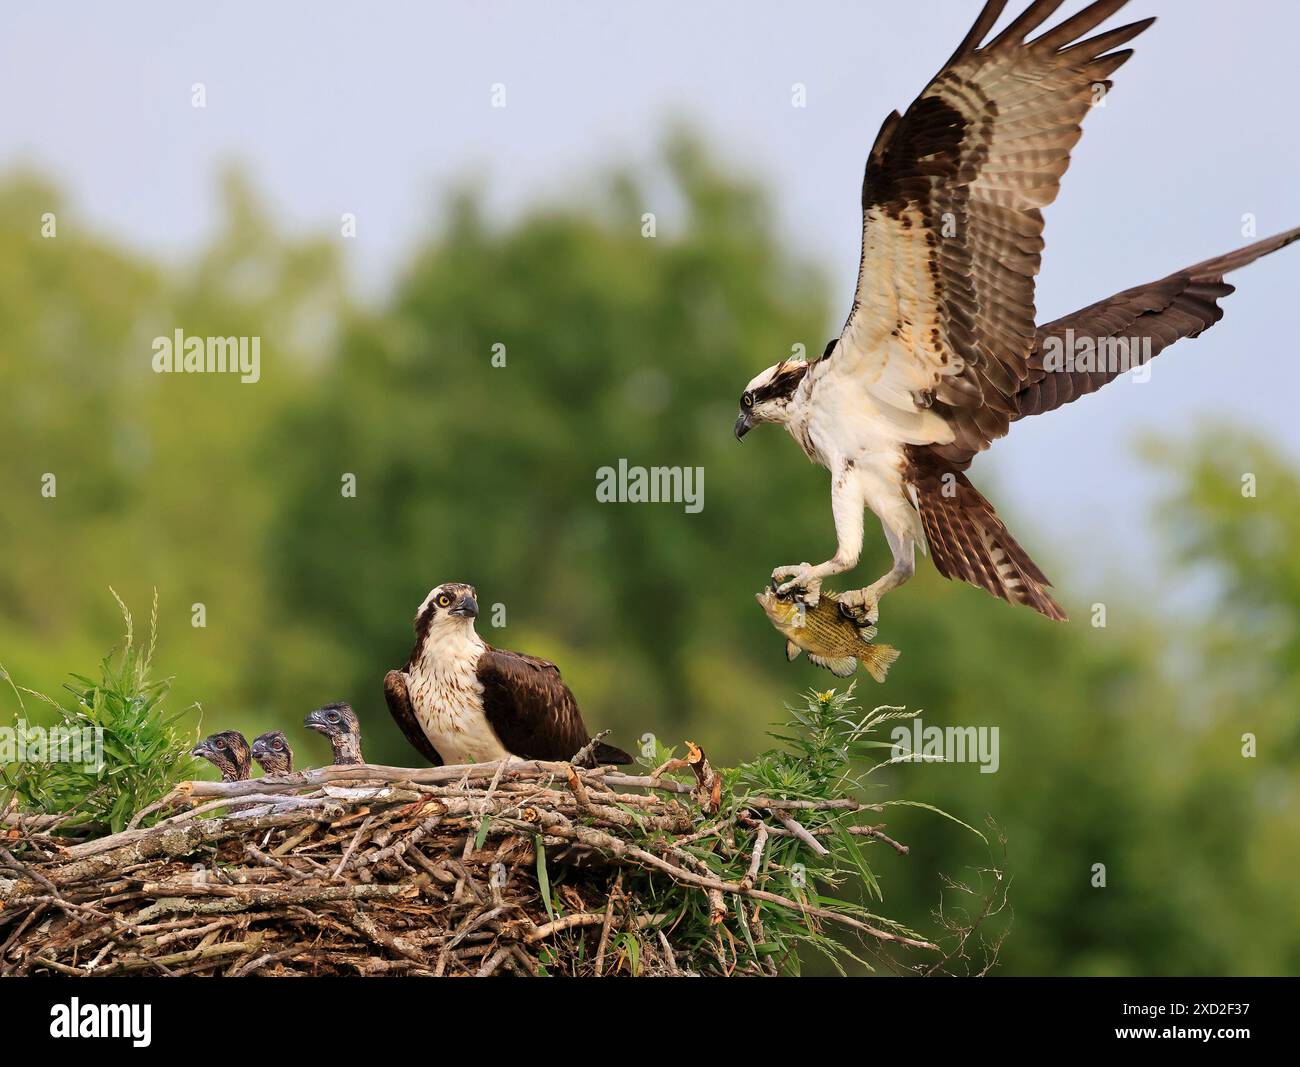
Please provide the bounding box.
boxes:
[756,585,900,681]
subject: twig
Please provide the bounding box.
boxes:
[564,764,593,813]
[777,814,830,857]
[332,815,375,881]
[569,730,611,768]
[848,824,909,855]
[594,870,622,977]
[742,823,769,889]
[530,909,667,943]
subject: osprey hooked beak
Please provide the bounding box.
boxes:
[733,411,753,440]
[190,739,213,759]
[448,591,479,619]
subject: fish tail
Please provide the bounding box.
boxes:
[860,643,901,683]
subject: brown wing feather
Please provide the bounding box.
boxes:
[383,669,443,766]
[476,648,631,764]
[839,0,1153,454]
[1016,227,1300,419]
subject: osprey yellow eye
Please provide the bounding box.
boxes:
[436,593,452,607]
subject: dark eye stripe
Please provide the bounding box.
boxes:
[751,362,809,404]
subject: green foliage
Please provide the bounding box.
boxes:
[1,592,199,833]
[535,833,557,923]
[615,687,985,975]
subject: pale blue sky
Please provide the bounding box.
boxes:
[2,0,1297,594]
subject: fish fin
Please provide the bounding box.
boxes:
[861,644,901,684]
[808,653,858,678]
[857,624,878,641]
[784,640,802,662]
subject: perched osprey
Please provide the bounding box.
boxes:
[383,582,632,766]
[734,0,1299,624]
[251,730,293,775]
[305,702,365,765]
[192,730,251,782]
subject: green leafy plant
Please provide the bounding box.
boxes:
[1,590,200,833]
[612,685,991,975]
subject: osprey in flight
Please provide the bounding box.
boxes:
[734,0,1299,624]
[383,583,632,766]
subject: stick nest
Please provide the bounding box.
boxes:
[1,750,935,977]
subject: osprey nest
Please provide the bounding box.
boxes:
[0,747,937,977]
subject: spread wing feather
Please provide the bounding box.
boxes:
[829,0,1152,455]
[1016,226,1300,419]
[906,227,1300,617]
[922,227,1300,469]
[383,669,444,765]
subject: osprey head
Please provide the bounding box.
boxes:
[251,730,293,775]
[734,358,810,439]
[305,701,359,739]
[414,582,480,632]
[191,730,251,782]
[305,702,363,765]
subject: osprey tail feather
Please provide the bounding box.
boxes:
[911,466,1068,622]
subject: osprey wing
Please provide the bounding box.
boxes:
[1015,227,1300,421]
[476,649,631,765]
[899,228,1300,621]
[827,0,1152,456]
[383,669,444,766]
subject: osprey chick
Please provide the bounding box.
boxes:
[735,0,1299,625]
[192,730,251,782]
[383,582,632,767]
[251,730,293,775]
[305,702,364,765]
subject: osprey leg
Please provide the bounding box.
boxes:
[773,469,866,607]
[839,524,916,626]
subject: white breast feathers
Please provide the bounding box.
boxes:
[406,628,512,764]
